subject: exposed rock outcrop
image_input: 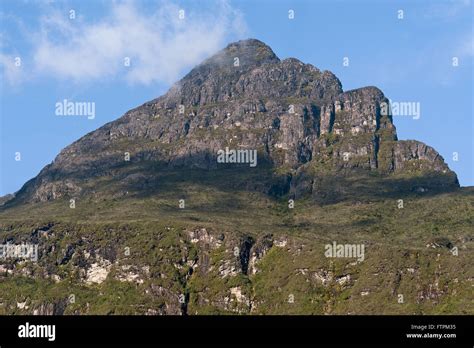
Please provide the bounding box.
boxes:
[5,38,457,205]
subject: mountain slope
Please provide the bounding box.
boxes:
[0,39,471,316]
[5,38,457,206]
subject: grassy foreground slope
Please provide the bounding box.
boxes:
[0,168,472,315]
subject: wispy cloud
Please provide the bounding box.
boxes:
[0,29,25,86]
[1,0,247,86]
[423,0,472,21]
[454,33,474,58]
[0,53,24,86]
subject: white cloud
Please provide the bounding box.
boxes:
[13,0,247,85]
[455,33,474,58]
[0,53,25,87]
[424,0,472,21]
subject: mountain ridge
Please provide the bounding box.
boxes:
[3,38,458,206]
[0,39,472,316]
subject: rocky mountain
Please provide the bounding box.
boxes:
[1,39,471,316]
[7,38,457,206]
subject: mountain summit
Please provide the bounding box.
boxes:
[0,40,471,317]
[8,39,457,206]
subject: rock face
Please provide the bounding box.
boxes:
[0,194,14,206]
[10,39,457,204]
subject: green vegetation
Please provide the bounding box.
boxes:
[0,166,472,315]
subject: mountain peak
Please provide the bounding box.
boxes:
[224,38,280,62]
[6,39,458,206]
[194,38,280,72]
[163,39,341,108]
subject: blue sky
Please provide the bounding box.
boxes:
[0,0,472,195]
